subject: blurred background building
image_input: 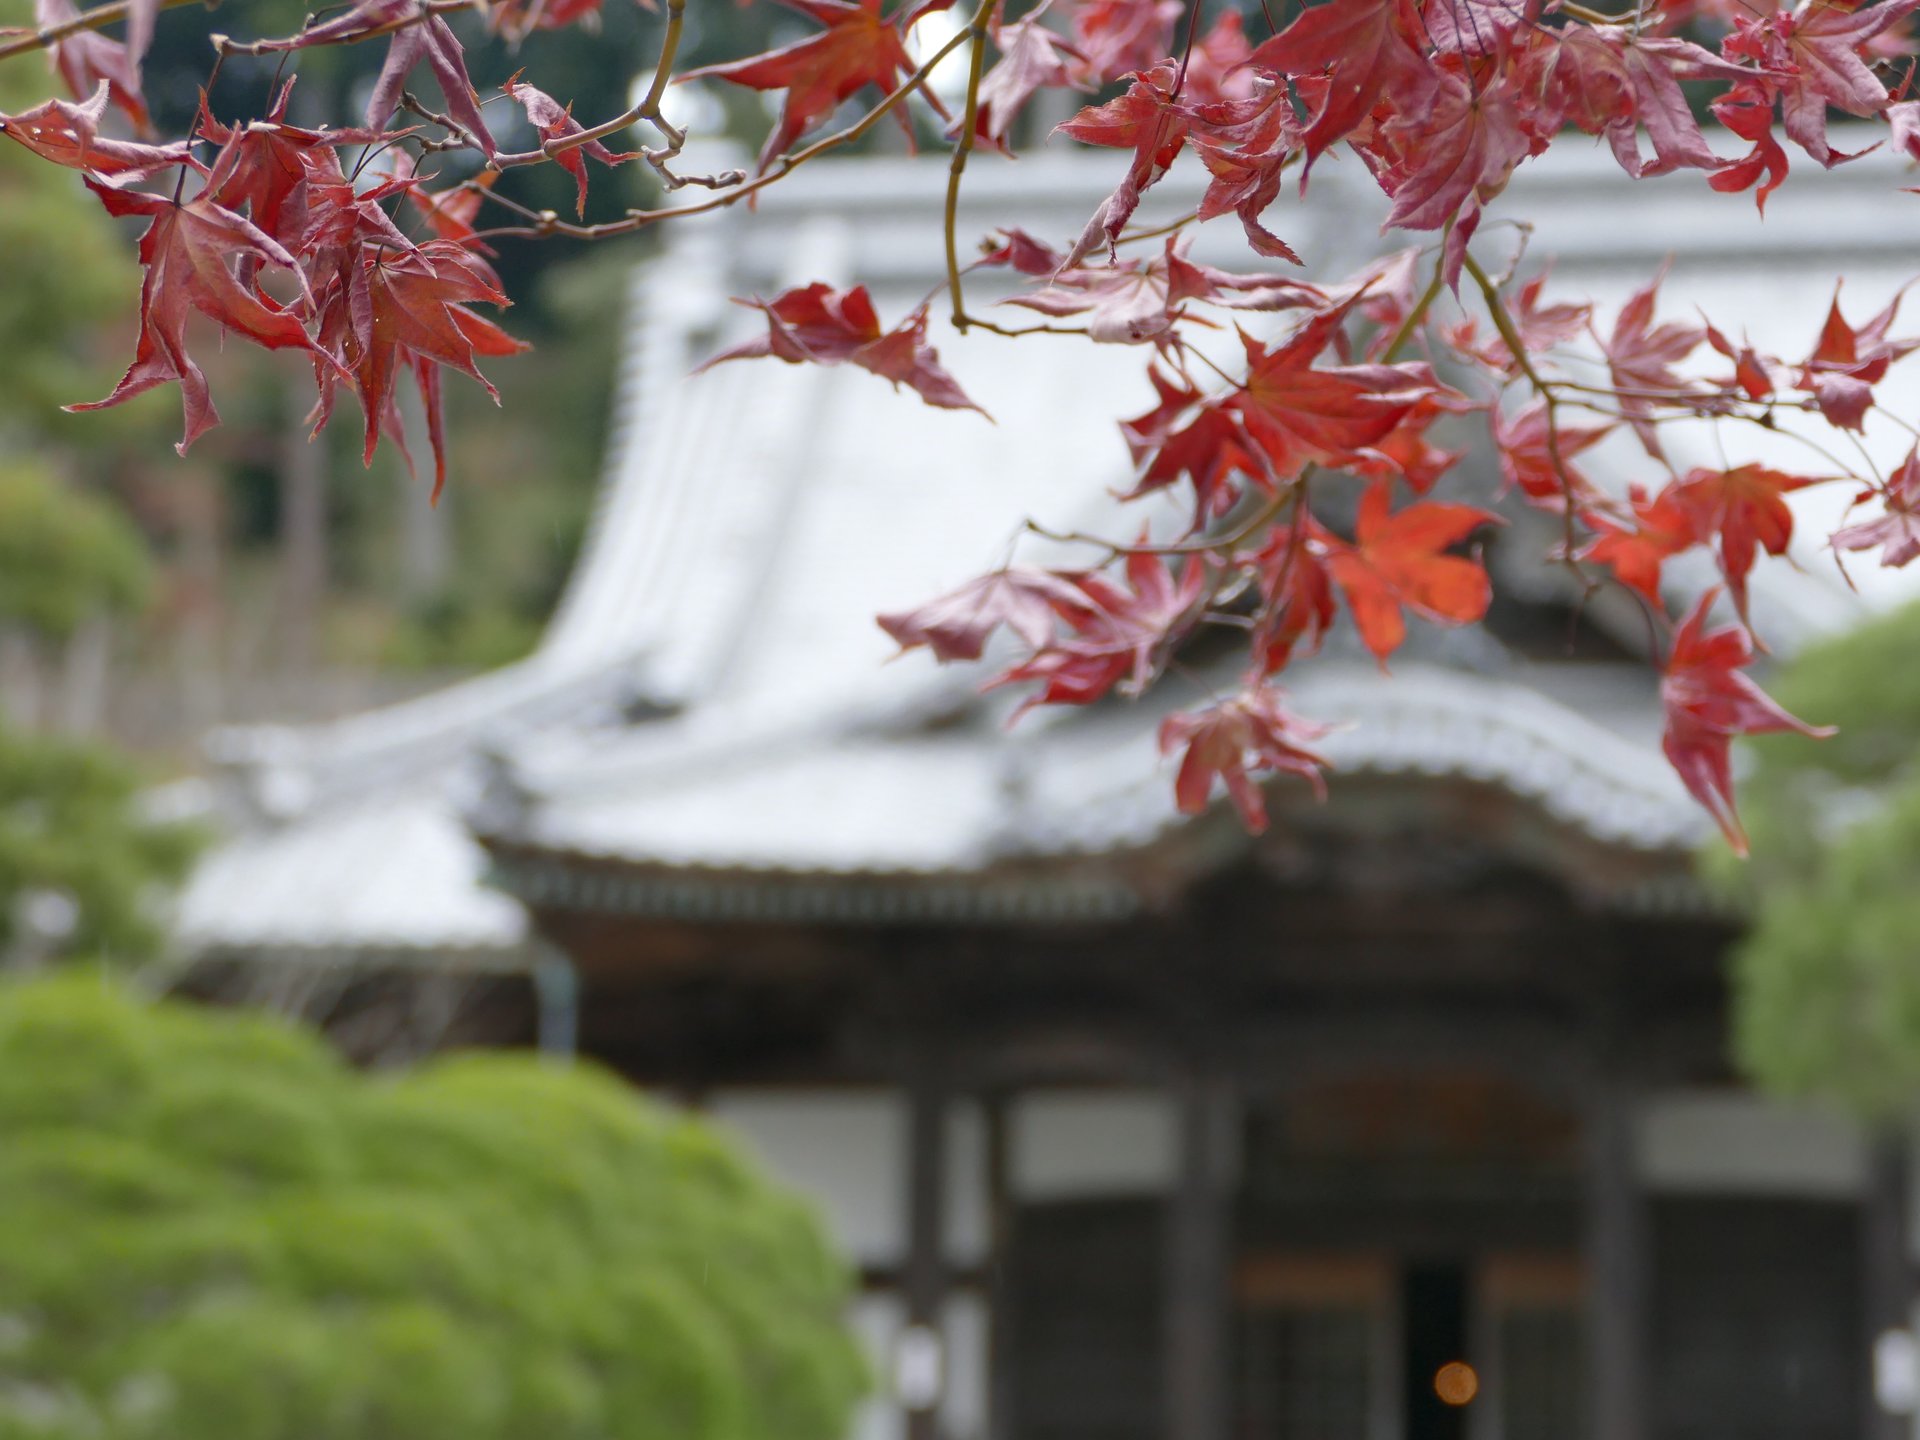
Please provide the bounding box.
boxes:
[163,144,1920,1440]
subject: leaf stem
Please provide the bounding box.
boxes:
[468,21,975,242]
[944,0,994,331]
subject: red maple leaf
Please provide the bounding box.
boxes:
[387,154,497,252]
[199,80,383,256]
[490,0,615,43]
[1488,400,1609,511]
[877,568,1085,661]
[1450,269,1590,376]
[1602,270,1704,461]
[1068,0,1182,86]
[1777,0,1920,166]
[35,0,150,132]
[1552,29,1737,178]
[0,82,192,181]
[1670,464,1821,622]
[990,549,1208,709]
[1058,61,1189,266]
[1229,309,1450,484]
[1182,9,1254,106]
[977,226,1065,275]
[1118,369,1264,526]
[68,180,339,455]
[1708,79,1791,212]
[1250,519,1337,671]
[964,16,1086,152]
[1158,686,1332,832]
[1576,483,1701,607]
[1324,481,1498,664]
[1703,317,1781,401]
[701,282,982,413]
[1833,443,1920,567]
[257,0,498,154]
[1005,235,1315,345]
[1347,398,1470,495]
[1245,0,1432,166]
[505,75,638,218]
[1422,0,1539,57]
[679,0,942,175]
[1187,78,1303,260]
[1365,61,1536,260]
[309,239,528,502]
[1661,589,1833,854]
[1794,283,1914,430]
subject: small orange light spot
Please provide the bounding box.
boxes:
[1434,1361,1479,1406]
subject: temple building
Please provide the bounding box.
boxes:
[169,141,1920,1440]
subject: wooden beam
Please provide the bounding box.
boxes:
[1586,1079,1648,1440]
[1863,1137,1911,1440]
[904,1065,948,1440]
[1165,1071,1235,1440]
[984,1091,1016,1440]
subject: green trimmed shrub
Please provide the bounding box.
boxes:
[0,977,867,1440]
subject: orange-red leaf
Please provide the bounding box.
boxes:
[1325,481,1497,664]
[1669,464,1820,623]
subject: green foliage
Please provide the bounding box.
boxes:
[0,462,151,640]
[0,977,868,1440]
[0,724,197,961]
[1722,600,1920,1117]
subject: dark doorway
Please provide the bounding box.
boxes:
[1650,1197,1862,1440]
[1403,1263,1470,1440]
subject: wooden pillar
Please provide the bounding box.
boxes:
[984,1091,1016,1440]
[1586,1079,1649,1440]
[904,1066,948,1440]
[1165,1071,1235,1440]
[1862,1137,1911,1440]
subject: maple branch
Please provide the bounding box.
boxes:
[0,0,204,61]
[212,0,479,56]
[1115,209,1199,249]
[1558,1,1636,23]
[1381,254,1447,365]
[944,0,995,332]
[402,90,480,150]
[1463,249,1598,596]
[467,22,974,242]
[492,0,686,173]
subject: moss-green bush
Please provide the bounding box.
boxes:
[0,977,867,1440]
[1718,599,1920,1117]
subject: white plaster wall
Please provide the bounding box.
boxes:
[844,1289,990,1440]
[1637,1090,1868,1198]
[697,1086,1205,1440]
[708,1091,907,1263]
[1012,1089,1176,1199]
[704,1089,989,1265]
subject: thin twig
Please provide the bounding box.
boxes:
[468,22,974,242]
[944,0,995,330]
[0,0,204,61]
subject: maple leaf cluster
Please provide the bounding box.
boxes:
[8,0,1920,851]
[832,0,1920,849]
[0,0,656,496]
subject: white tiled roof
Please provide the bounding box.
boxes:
[175,136,1907,953]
